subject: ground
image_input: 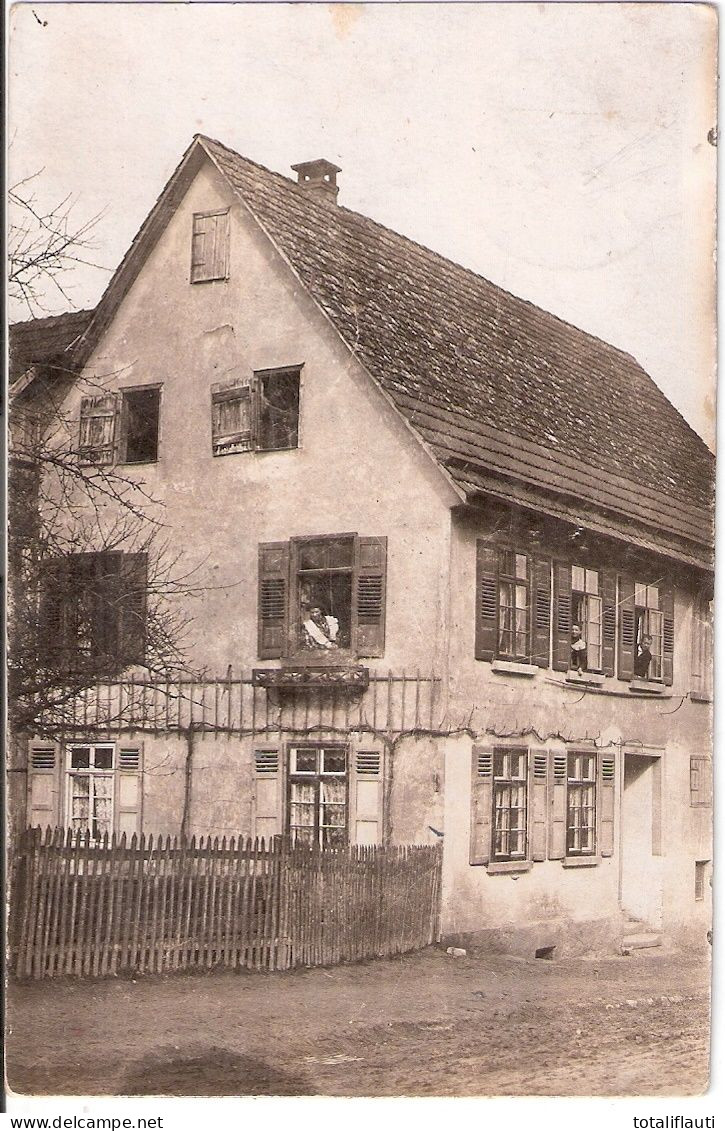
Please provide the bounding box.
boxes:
[7,944,710,1098]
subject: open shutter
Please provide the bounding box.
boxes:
[601,569,617,677]
[353,750,383,845]
[599,754,616,857]
[552,563,572,671]
[210,210,230,279]
[79,394,118,465]
[470,746,493,865]
[548,750,567,859]
[27,742,61,830]
[38,558,67,665]
[618,576,636,680]
[662,587,675,686]
[254,749,281,843]
[356,536,387,658]
[211,379,254,455]
[530,749,548,861]
[475,542,498,661]
[118,552,148,666]
[258,542,289,659]
[530,558,551,668]
[116,745,143,838]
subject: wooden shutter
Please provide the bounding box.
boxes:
[353,750,383,845]
[470,746,493,865]
[690,755,712,807]
[475,542,498,662]
[530,748,548,861]
[191,210,229,282]
[211,378,254,455]
[253,749,281,843]
[79,394,118,465]
[552,563,572,671]
[618,576,636,680]
[601,569,617,677]
[356,536,387,658]
[598,754,616,857]
[662,586,675,686]
[258,543,289,659]
[548,750,567,859]
[27,742,61,830]
[530,558,551,668]
[118,552,148,666]
[116,745,143,838]
[38,559,67,664]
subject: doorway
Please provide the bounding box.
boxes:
[620,753,663,928]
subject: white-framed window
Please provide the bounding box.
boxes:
[492,747,528,860]
[566,751,596,856]
[571,566,602,672]
[497,551,530,661]
[287,745,348,847]
[66,743,115,839]
[634,581,663,680]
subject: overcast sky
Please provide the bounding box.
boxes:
[8,1,717,447]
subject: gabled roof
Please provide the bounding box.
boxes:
[40,135,716,568]
[9,309,94,385]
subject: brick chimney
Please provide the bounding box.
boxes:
[291,159,341,203]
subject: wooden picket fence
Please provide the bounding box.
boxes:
[11,828,442,979]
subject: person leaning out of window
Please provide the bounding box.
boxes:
[634,634,653,678]
[570,624,587,672]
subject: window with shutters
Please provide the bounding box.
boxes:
[40,551,147,672]
[190,208,230,283]
[211,367,301,456]
[258,534,386,660]
[79,387,161,466]
[492,747,528,860]
[288,746,348,847]
[66,744,115,839]
[475,542,550,667]
[571,566,602,672]
[566,751,596,856]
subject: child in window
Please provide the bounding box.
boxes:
[634,634,653,678]
[570,624,587,672]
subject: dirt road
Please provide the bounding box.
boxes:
[7,944,710,1097]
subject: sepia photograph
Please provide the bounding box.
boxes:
[5,0,716,1104]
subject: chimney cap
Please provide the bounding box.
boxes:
[291,158,342,179]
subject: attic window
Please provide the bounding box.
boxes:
[190,208,230,283]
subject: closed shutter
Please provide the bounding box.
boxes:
[599,754,616,856]
[530,749,548,861]
[254,749,281,842]
[79,394,118,465]
[618,576,636,680]
[470,746,493,865]
[356,536,387,658]
[548,750,567,859]
[116,745,143,838]
[191,210,230,282]
[662,587,675,686]
[118,553,148,666]
[353,750,383,844]
[690,755,713,807]
[601,569,617,677]
[552,563,572,671]
[475,542,498,662]
[258,543,290,659]
[27,742,61,829]
[530,558,551,668]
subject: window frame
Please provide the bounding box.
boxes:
[65,742,116,841]
[633,580,664,682]
[190,207,230,284]
[496,549,530,662]
[570,566,603,673]
[286,743,349,848]
[491,746,528,862]
[117,384,162,465]
[210,366,302,457]
[291,532,357,660]
[566,750,597,857]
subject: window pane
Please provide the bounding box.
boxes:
[292,749,318,774]
[299,572,352,651]
[499,550,514,578]
[571,565,585,592]
[123,388,160,463]
[634,581,648,607]
[258,370,300,452]
[71,747,90,769]
[94,747,113,770]
[646,586,660,610]
[515,554,528,580]
[322,749,346,775]
[585,570,599,595]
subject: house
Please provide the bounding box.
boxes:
[9,135,714,955]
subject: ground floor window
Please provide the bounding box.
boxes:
[67,743,115,839]
[567,751,596,855]
[493,747,527,859]
[287,746,348,847]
